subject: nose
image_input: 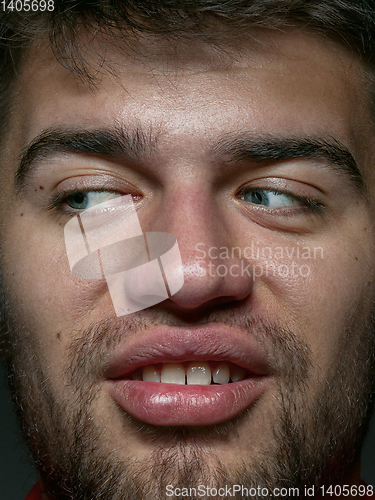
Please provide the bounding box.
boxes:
[148,186,254,313]
[65,190,254,318]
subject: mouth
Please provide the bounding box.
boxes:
[105,325,271,426]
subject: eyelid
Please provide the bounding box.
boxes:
[240,186,298,198]
[237,174,325,194]
[238,186,304,204]
[236,185,324,214]
[241,188,302,208]
[53,173,142,195]
[67,190,122,210]
[46,172,144,212]
[48,187,141,217]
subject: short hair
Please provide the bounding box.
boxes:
[0,0,375,139]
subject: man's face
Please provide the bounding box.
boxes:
[1,29,375,499]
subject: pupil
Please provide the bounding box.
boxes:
[252,192,263,204]
[68,192,87,208]
[244,190,268,206]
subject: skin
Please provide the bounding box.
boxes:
[1,29,375,498]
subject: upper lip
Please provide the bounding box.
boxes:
[105,324,271,380]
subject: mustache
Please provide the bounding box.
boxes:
[66,308,312,391]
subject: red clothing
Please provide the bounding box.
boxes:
[25,483,42,500]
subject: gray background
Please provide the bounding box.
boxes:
[0,362,374,500]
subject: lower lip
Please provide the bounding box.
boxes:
[106,377,269,426]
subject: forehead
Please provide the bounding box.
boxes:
[9,29,375,169]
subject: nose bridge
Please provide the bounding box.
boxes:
[161,183,224,262]
[64,178,254,316]
[154,183,254,310]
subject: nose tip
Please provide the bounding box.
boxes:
[137,187,254,314]
[167,253,254,311]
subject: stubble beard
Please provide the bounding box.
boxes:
[3,308,375,500]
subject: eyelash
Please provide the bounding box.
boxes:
[237,187,324,215]
[47,189,134,217]
[47,185,324,223]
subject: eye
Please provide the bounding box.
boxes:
[65,191,121,210]
[240,188,302,208]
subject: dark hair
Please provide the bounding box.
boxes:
[0,0,375,136]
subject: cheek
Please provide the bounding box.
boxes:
[1,217,111,346]
[255,232,375,377]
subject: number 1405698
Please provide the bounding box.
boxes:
[2,0,54,11]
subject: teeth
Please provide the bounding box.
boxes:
[137,362,247,384]
[161,362,185,385]
[230,366,247,382]
[142,365,161,382]
[212,363,230,384]
[187,361,211,385]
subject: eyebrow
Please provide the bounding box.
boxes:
[15,127,364,193]
[214,133,364,191]
[15,125,158,192]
